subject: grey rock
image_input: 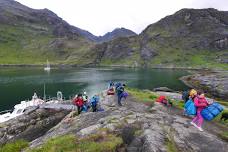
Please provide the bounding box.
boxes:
[153,87,174,92]
[0,108,69,145]
[181,71,228,100]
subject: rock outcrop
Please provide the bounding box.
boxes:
[153,87,174,92]
[25,91,228,152]
[181,71,228,101]
[0,106,70,145]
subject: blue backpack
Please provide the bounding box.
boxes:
[115,82,122,91]
[201,102,224,121]
[82,105,88,112]
[184,99,196,116]
[90,96,99,106]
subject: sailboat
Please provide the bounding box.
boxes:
[44,60,51,71]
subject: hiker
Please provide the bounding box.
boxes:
[107,81,115,95]
[90,95,99,112]
[115,82,122,93]
[108,81,115,89]
[189,89,197,100]
[72,93,84,114]
[191,91,208,131]
[182,90,190,103]
[116,84,126,106]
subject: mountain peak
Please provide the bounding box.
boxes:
[96,27,137,42]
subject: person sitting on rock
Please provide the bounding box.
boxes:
[191,91,208,131]
[72,93,84,114]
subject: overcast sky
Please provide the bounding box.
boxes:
[16,0,228,36]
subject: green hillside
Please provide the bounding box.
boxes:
[0,0,227,69]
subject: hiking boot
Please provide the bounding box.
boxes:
[118,103,122,106]
[190,122,198,128]
[197,126,204,132]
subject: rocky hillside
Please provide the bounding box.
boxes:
[0,0,97,65]
[0,0,227,68]
[0,90,227,151]
[181,70,228,100]
[96,28,137,42]
[91,8,228,69]
[0,0,137,65]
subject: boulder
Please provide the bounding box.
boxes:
[153,87,174,92]
[0,108,70,145]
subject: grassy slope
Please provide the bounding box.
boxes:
[93,35,228,69]
[0,133,123,152]
[0,24,94,65]
[0,23,227,69]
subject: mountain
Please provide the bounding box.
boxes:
[0,0,138,65]
[96,28,137,42]
[0,0,94,65]
[90,8,228,69]
[75,27,137,42]
[0,1,227,69]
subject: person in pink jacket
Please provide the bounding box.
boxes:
[191,91,208,131]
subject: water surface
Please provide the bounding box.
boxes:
[0,67,189,111]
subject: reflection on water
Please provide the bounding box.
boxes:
[0,67,189,111]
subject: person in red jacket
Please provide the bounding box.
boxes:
[72,94,84,114]
[191,91,208,131]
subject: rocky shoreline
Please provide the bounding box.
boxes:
[0,90,227,152]
[0,64,216,70]
[0,106,70,146]
[180,70,228,101]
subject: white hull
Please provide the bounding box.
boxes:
[0,98,44,123]
[44,59,51,71]
[44,67,51,71]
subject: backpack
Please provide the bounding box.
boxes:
[107,88,115,95]
[121,92,128,99]
[201,102,224,121]
[117,86,124,95]
[90,96,99,106]
[115,82,122,91]
[81,105,88,112]
[182,90,189,102]
[184,99,196,116]
[156,96,166,103]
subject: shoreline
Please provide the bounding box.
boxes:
[0,64,226,71]
[180,71,228,101]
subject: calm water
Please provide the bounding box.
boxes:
[0,67,189,111]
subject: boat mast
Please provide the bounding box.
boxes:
[43,83,46,101]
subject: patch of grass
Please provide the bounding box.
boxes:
[213,110,228,127]
[218,101,228,107]
[0,140,29,152]
[172,100,185,110]
[134,129,143,136]
[126,88,157,106]
[166,137,178,152]
[218,131,228,142]
[27,133,123,152]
